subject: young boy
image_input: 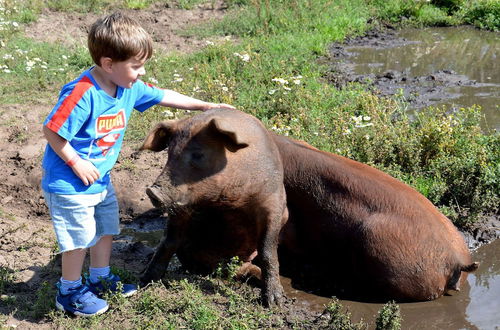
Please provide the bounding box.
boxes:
[42,12,235,316]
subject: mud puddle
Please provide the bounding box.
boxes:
[124,214,499,329]
[284,239,500,329]
[328,26,499,131]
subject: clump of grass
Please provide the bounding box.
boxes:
[461,0,500,31]
[375,301,402,330]
[318,298,366,329]
[0,266,16,294]
[214,256,242,281]
[30,281,56,319]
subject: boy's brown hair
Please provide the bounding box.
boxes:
[88,12,153,66]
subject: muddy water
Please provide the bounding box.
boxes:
[345,26,499,130]
[283,239,500,329]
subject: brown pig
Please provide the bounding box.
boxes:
[141,109,478,303]
[139,108,288,306]
[272,133,478,301]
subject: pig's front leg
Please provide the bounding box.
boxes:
[140,235,177,286]
[140,215,188,286]
[259,203,288,307]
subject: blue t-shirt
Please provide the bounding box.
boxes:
[42,68,164,194]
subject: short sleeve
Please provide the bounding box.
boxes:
[44,81,92,141]
[134,80,165,112]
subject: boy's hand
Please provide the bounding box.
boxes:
[204,103,236,111]
[70,158,100,186]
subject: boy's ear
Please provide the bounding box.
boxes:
[140,121,176,152]
[100,57,113,73]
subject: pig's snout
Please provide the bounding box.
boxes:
[146,186,164,208]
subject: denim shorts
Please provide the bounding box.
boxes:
[43,183,120,253]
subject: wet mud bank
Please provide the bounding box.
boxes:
[326,29,477,108]
[325,27,500,127]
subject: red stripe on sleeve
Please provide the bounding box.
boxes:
[46,75,94,133]
[143,81,158,88]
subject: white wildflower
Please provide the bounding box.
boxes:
[148,77,159,84]
[272,78,288,85]
[237,53,250,62]
[269,89,277,95]
[352,115,374,128]
[163,109,174,118]
[355,122,373,128]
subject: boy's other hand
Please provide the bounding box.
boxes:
[71,159,100,186]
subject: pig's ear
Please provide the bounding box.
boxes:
[208,118,249,151]
[140,121,175,152]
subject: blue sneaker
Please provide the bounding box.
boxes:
[56,283,109,317]
[85,273,137,298]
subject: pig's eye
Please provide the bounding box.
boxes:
[189,152,205,167]
[191,152,204,160]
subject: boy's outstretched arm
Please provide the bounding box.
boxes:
[43,125,100,186]
[159,89,236,111]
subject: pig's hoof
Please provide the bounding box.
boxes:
[139,272,160,288]
[139,276,152,288]
[262,285,285,307]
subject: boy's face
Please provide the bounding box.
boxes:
[109,55,147,89]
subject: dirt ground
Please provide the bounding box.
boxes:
[1,4,498,328]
